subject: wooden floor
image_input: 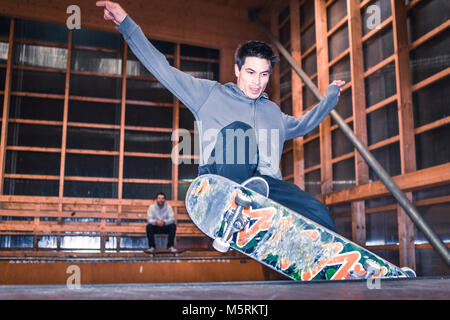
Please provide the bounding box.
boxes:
[0,277,449,300]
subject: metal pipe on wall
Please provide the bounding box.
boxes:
[248,9,450,266]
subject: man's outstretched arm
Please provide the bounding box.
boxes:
[282,80,345,140]
[96,1,217,115]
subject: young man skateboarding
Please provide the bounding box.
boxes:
[97,1,345,232]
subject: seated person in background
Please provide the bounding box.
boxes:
[145,192,177,253]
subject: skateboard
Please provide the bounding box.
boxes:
[185,174,416,281]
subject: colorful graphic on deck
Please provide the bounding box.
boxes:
[186,174,408,281]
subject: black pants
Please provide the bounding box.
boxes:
[146,223,176,248]
[198,121,337,232]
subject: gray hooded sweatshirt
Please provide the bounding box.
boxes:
[116,16,340,180]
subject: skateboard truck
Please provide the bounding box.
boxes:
[363,259,382,279]
[213,191,252,253]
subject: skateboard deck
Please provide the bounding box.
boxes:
[186,174,415,281]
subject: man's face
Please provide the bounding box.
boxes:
[235,56,271,99]
[156,195,165,206]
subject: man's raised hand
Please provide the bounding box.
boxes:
[330,79,345,96]
[96,1,127,26]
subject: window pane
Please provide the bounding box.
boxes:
[328,25,349,61]
[122,183,172,200]
[6,151,60,175]
[363,27,394,71]
[305,169,321,195]
[0,235,34,248]
[366,102,398,145]
[303,77,319,108]
[71,49,122,75]
[66,127,119,151]
[302,50,316,77]
[369,142,401,182]
[332,122,354,158]
[0,68,5,90]
[123,157,171,179]
[414,202,450,244]
[410,31,450,84]
[126,104,173,128]
[300,0,315,28]
[180,44,218,59]
[69,100,121,125]
[329,55,351,82]
[280,71,292,98]
[279,45,291,73]
[332,157,355,191]
[60,236,101,250]
[73,28,122,50]
[178,163,198,180]
[12,69,66,94]
[4,178,59,196]
[180,60,219,81]
[279,19,291,45]
[124,131,172,154]
[301,24,315,52]
[281,150,293,177]
[327,0,347,31]
[406,0,449,42]
[366,210,398,246]
[15,19,68,44]
[179,107,196,131]
[7,123,62,148]
[415,125,450,170]
[14,44,67,69]
[65,154,118,178]
[364,62,396,107]
[0,16,10,37]
[280,98,292,116]
[0,42,8,63]
[70,74,122,99]
[413,77,449,128]
[304,138,320,168]
[126,79,172,102]
[63,181,117,198]
[9,96,64,121]
[178,183,190,201]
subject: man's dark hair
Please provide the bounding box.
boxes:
[155,192,166,199]
[235,40,278,72]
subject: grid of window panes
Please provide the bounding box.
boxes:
[278,5,294,181]
[300,0,322,196]
[0,17,219,200]
[406,0,450,276]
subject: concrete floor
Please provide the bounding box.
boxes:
[0,277,448,300]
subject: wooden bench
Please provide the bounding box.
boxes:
[0,195,206,252]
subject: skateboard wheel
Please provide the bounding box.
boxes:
[212,238,230,253]
[235,192,252,208]
[401,267,416,278]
